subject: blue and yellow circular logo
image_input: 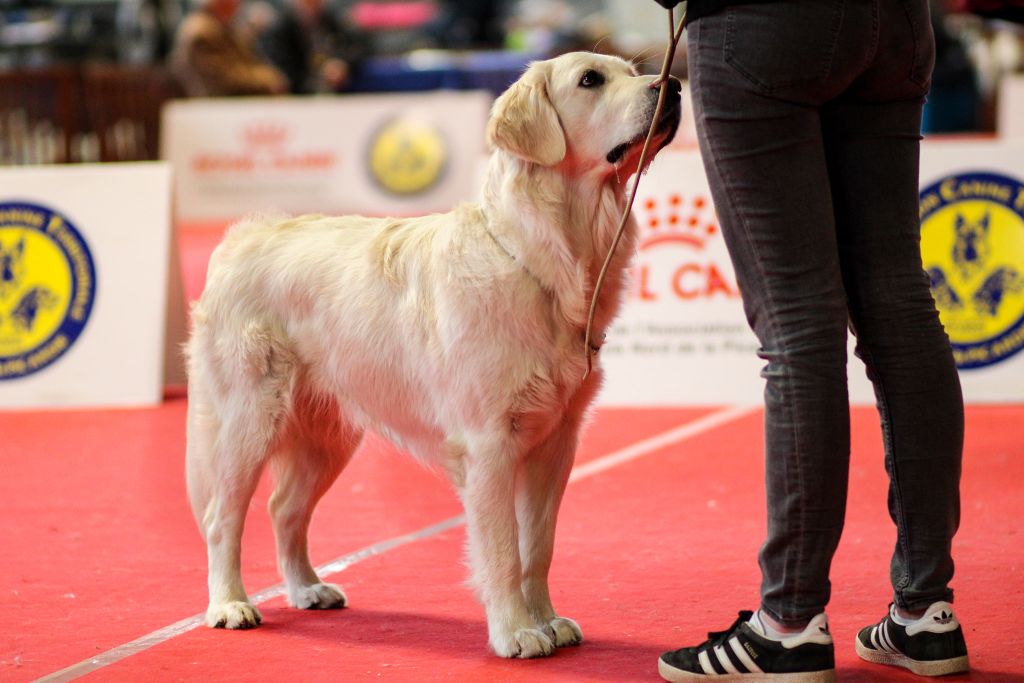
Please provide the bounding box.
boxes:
[0,202,96,380]
[920,172,1024,369]
[367,117,447,196]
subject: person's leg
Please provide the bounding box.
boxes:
[687,8,855,627]
[823,0,962,614]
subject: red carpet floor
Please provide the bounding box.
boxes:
[0,225,1020,682]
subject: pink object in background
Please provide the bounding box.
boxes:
[351,1,437,29]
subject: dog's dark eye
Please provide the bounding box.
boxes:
[578,69,605,89]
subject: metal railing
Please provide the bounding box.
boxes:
[0,65,181,165]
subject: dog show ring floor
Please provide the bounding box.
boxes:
[1,225,1021,682]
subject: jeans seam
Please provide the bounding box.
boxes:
[863,0,880,75]
[896,0,931,89]
[858,342,914,604]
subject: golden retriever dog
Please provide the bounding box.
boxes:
[186,51,681,658]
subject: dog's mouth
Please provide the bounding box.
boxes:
[605,99,682,165]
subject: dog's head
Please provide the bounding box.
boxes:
[487,52,681,172]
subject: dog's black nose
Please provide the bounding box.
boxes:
[649,76,683,97]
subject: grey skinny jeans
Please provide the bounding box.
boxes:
[687,0,964,625]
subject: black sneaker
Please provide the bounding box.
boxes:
[855,601,969,676]
[659,611,835,682]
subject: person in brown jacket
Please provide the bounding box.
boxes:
[169,0,287,97]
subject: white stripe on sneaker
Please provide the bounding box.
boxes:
[729,636,763,673]
[870,626,883,651]
[697,650,718,675]
[714,645,739,674]
[881,620,897,653]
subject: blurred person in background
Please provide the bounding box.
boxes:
[256,0,370,94]
[169,0,287,96]
[924,0,982,132]
[956,0,1024,23]
[427,0,508,49]
[117,0,182,65]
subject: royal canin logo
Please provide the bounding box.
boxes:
[631,192,739,301]
[191,121,335,174]
[638,193,717,251]
[243,122,288,147]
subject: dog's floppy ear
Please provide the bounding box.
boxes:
[487,63,566,166]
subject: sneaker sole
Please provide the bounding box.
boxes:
[854,636,969,676]
[658,658,835,683]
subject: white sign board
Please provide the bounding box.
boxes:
[0,163,174,408]
[162,92,492,222]
[598,141,1024,406]
[598,151,766,406]
[918,140,1024,402]
[597,151,876,406]
[998,75,1024,140]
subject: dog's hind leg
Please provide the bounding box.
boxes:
[269,390,362,610]
[460,432,554,659]
[188,381,265,629]
[187,322,296,630]
[516,416,584,648]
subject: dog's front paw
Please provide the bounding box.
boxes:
[491,627,555,659]
[546,616,582,647]
[288,582,347,610]
[206,601,262,629]
[544,618,585,651]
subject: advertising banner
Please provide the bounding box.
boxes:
[598,151,880,406]
[999,75,1024,139]
[918,140,1024,402]
[599,151,766,406]
[162,92,492,222]
[0,163,175,408]
[598,141,1024,406]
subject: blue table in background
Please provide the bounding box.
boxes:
[347,51,539,95]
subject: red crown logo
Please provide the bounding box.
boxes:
[243,122,288,147]
[636,193,718,251]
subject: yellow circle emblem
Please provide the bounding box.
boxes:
[0,203,95,379]
[920,173,1024,369]
[368,118,447,195]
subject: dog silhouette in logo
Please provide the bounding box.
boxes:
[952,211,990,280]
[973,267,1024,317]
[0,236,25,301]
[927,267,963,311]
[10,286,59,332]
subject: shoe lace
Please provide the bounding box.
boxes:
[700,610,754,651]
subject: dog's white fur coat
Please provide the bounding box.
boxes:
[186,52,680,658]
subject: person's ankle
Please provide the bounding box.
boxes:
[758,609,808,636]
[894,605,927,621]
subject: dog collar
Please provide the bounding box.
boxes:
[481,223,551,294]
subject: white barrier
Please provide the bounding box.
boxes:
[165,92,1023,407]
[918,140,1024,402]
[0,163,177,408]
[161,92,492,222]
[998,74,1024,139]
[598,152,876,406]
[598,141,1024,406]
[599,150,766,406]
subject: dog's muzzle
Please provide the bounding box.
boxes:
[606,77,683,165]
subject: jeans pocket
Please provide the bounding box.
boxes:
[723,2,845,95]
[897,0,936,90]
